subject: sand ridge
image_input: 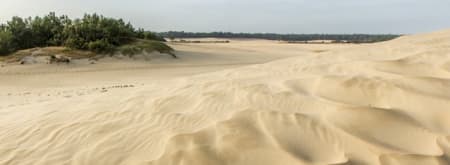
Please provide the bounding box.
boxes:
[1,30,450,165]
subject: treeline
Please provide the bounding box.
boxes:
[160,31,401,43]
[0,12,166,56]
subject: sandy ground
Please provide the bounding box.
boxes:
[1,30,450,165]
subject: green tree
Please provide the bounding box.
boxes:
[7,16,33,49]
[63,13,135,51]
[0,30,15,55]
[30,12,69,46]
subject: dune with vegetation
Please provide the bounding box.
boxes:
[1,28,450,165]
[0,13,174,64]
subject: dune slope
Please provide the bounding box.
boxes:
[1,30,450,165]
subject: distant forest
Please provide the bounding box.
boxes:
[160,31,401,43]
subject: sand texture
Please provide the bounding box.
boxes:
[1,30,450,165]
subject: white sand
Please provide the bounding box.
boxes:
[1,30,450,165]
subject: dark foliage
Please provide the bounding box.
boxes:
[0,30,15,55]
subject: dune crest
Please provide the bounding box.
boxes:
[1,30,450,165]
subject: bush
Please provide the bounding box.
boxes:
[87,39,115,53]
[120,45,141,56]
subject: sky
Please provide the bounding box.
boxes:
[1,0,450,34]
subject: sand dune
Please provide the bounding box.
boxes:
[1,30,450,165]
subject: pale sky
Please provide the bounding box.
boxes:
[1,0,450,34]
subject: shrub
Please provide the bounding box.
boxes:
[87,39,115,53]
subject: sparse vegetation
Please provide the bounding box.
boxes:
[118,39,176,58]
[0,12,173,57]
